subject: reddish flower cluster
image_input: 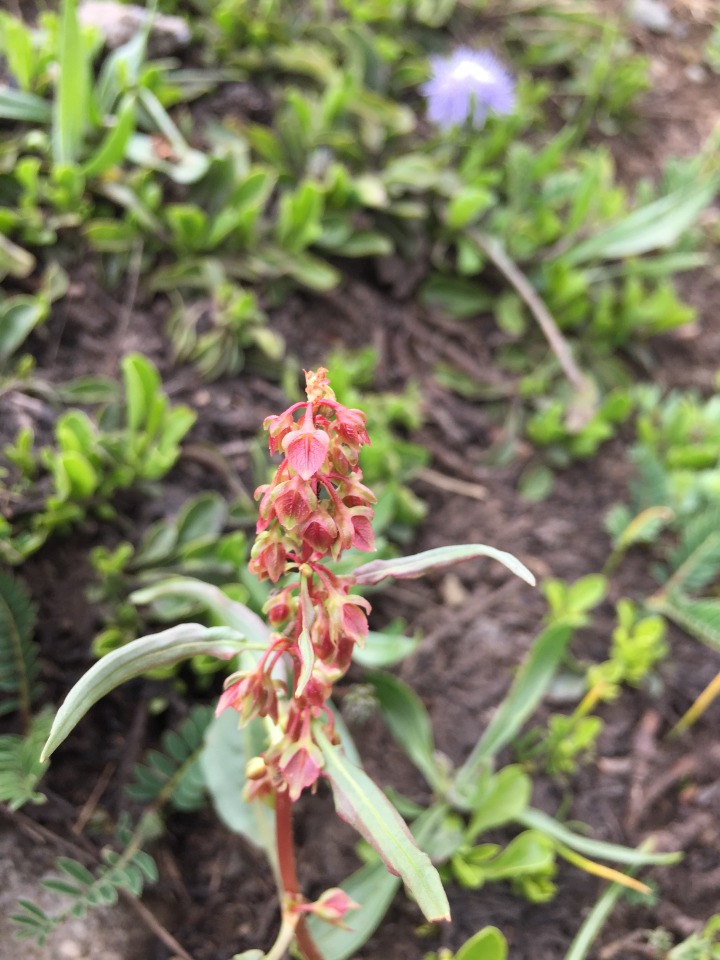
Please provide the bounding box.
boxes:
[217,368,376,802]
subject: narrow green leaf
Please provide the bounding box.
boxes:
[564,179,719,265]
[131,577,270,644]
[53,0,90,165]
[353,544,535,587]
[0,89,52,123]
[518,808,681,866]
[454,623,574,799]
[316,727,450,923]
[41,624,246,762]
[367,671,441,790]
[81,94,136,178]
[563,864,640,960]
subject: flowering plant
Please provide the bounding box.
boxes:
[40,369,537,959]
[421,47,515,130]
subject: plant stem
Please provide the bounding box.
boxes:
[275,788,300,897]
[274,790,325,960]
[470,230,596,427]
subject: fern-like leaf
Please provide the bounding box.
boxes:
[0,571,40,724]
[11,842,158,945]
[658,593,720,652]
[0,707,52,810]
[629,448,670,512]
[126,704,213,812]
[667,511,720,595]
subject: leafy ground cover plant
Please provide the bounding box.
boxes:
[31,369,680,959]
[2,0,716,457]
[32,368,532,956]
[1,353,194,563]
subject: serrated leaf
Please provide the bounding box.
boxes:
[0,571,39,721]
[654,593,720,651]
[316,727,450,923]
[353,544,535,587]
[41,625,246,762]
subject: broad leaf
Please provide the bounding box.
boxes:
[41,625,246,762]
[467,766,532,841]
[315,728,450,923]
[353,544,535,587]
[456,927,508,960]
[351,630,420,669]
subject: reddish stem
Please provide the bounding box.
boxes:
[275,788,300,897]
[274,789,325,960]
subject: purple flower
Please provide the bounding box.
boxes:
[421,48,516,130]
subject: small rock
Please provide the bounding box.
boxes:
[684,63,707,84]
[627,0,673,33]
[58,942,82,959]
[78,1,190,55]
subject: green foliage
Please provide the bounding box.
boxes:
[668,916,720,959]
[12,829,158,946]
[126,705,213,811]
[542,574,607,629]
[517,588,667,777]
[0,571,41,722]
[592,600,667,689]
[0,707,52,810]
[1,354,195,563]
[90,492,253,673]
[424,926,508,960]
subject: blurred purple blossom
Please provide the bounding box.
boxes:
[421,48,516,130]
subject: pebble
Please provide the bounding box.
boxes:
[627,0,673,33]
[78,1,190,54]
